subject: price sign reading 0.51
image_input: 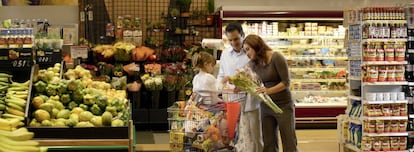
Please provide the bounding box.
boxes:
[11,60,28,68]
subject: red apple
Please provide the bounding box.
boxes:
[148,54,157,61]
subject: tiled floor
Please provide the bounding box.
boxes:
[136,129,339,152]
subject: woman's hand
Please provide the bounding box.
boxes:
[256,86,268,94]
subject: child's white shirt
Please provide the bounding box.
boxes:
[192,71,223,104]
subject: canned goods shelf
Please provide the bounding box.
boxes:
[362,61,408,65]
[291,78,347,83]
[362,20,407,24]
[362,38,407,43]
[285,56,348,60]
[290,67,346,71]
[263,35,344,39]
[363,100,408,104]
[364,132,408,137]
[363,81,408,86]
[361,116,408,120]
[273,45,344,49]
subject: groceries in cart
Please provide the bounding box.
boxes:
[168,92,240,152]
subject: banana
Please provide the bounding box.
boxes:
[0,124,14,131]
[12,90,29,95]
[0,104,6,110]
[0,136,39,146]
[10,80,30,88]
[0,73,12,78]
[6,102,25,112]
[6,94,28,100]
[0,81,10,86]
[0,141,40,152]
[7,86,28,92]
[6,108,25,117]
[2,114,25,121]
[0,77,9,83]
[0,128,34,141]
[5,98,26,107]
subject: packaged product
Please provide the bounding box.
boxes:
[382,104,392,116]
[372,137,382,151]
[378,66,387,82]
[368,66,379,82]
[381,137,391,151]
[387,66,396,81]
[400,104,408,116]
[383,120,391,133]
[390,120,399,132]
[394,42,405,61]
[376,120,385,133]
[399,137,407,150]
[368,120,376,133]
[376,42,385,61]
[361,136,372,151]
[395,65,405,81]
[399,120,407,132]
[391,104,401,116]
[391,137,399,150]
[384,42,395,61]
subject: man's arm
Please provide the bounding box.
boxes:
[217,53,226,82]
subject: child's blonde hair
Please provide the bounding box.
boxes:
[192,52,216,70]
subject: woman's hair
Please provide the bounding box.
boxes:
[192,51,216,69]
[243,34,272,65]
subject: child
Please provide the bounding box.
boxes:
[192,52,229,104]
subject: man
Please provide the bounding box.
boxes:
[217,22,249,83]
[219,22,263,152]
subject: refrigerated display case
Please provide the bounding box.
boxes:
[219,9,347,124]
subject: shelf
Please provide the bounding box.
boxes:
[290,67,346,71]
[363,100,408,104]
[364,132,408,137]
[295,102,347,108]
[291,90,348,94]
[273,45,344,49]
[349,95,362,101]
[344,143,360,152]
[348,56,362,60]
[362,20,407,24]
[363,81,408,86]
[291,78,347,83]
[362,116,408,120]
[285,56,348,60]
[362,38,407,43]
[263,35,344,39]
[349,76,361,81]
[362,61,407,66]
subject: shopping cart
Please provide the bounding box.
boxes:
[168,91,246,152]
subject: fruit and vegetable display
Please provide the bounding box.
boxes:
[29,63,129,127]
[93,42,156,62]
[0,73,30,126]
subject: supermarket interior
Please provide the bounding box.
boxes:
[1,0,414,152]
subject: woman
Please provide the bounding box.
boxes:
[243,34,299,152]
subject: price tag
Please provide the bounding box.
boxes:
[9,48,33,68]
[36,49,61,65]
[70,46,88,59]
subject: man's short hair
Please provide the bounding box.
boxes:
[225,22,244,36]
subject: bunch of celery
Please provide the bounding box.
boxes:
[230,71,283,113]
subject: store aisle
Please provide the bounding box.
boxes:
[136,129,339,152]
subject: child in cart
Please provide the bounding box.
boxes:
[191,51,230,104]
